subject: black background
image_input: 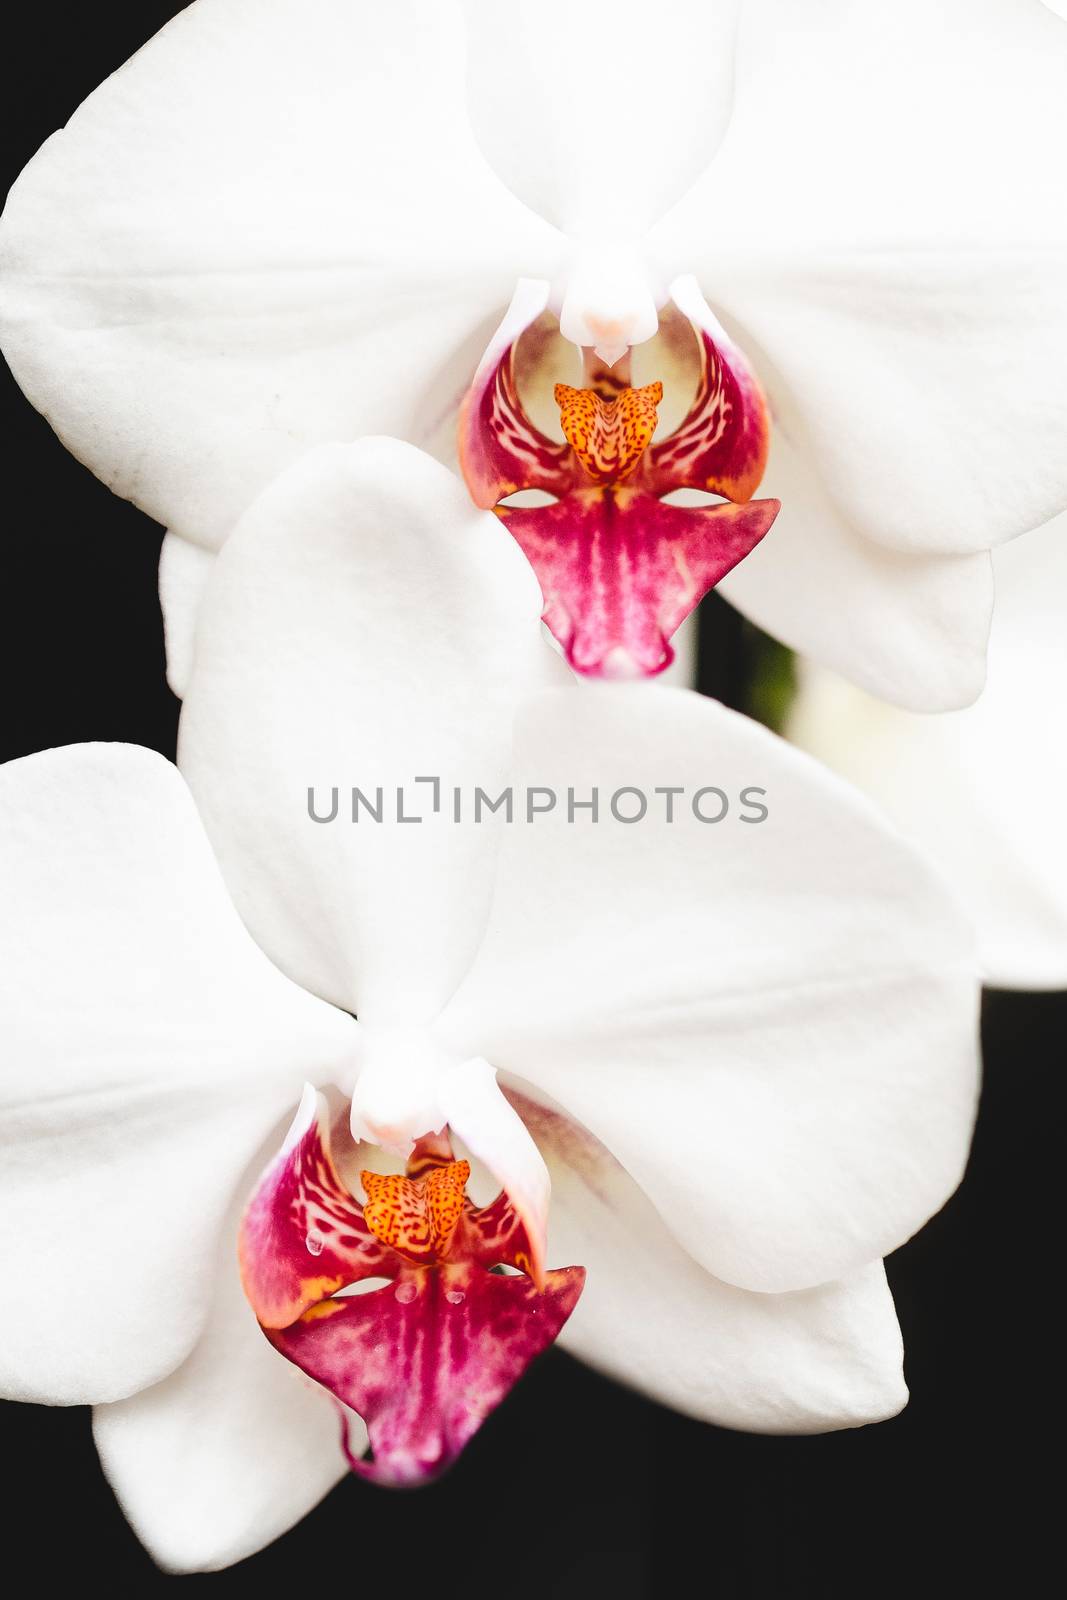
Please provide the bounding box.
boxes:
[2,7,1062,1594]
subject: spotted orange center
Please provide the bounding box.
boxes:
[360,1159,471,1263]
[554,380,663,484]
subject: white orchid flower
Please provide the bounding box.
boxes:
[790,509,1067,991]
[1,440,979,1571]
[1,0,1064,700]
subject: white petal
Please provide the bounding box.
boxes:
[0,744,355,1404]
[789,512,1067,990]
[436,685,979,1294]
[439,1058,551,1283]
[651,0,1067,555]
[508,1089,906,1432]
[178,438,568,1024]
[717,419,993,711]
[158,532,215,699]
[461,0,742,239]
[94,1194,358,1575]
[557,244,660,360]
[0,0,561,550]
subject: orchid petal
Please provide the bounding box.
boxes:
[461,0,742,239]
[267,1260,583,1488]
[240,1086,391,1330]
[789,512,1067,990]
[178,438,568,1023]
[507,1090,906,1433]
[0,0,562,550]
[94,1201,354,1575]
[648,277,770,505]
[458,278,572,510]
[158,532,214,700]
[0,744,355,1404]
[438,1058,551,1287]
[436,686,979,1295]
[502,490,778,678]
[650,0,1067,557]
[717,423,994,711]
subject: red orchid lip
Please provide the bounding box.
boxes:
[239,1088,584,1486]
[459,276,778,678]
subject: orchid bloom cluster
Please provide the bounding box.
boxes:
[1,444,979,1568]
[0,0,1063,1578]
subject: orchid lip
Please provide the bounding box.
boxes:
[239,1088,584,1486]
[459,274,777,678]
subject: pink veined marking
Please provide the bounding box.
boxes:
[458,293,777,677]
[239,1092,584,1486]
[645,318,769,505]
[272,1262,581,1487]
[502,488,779,678]
[238,1090,390,1330]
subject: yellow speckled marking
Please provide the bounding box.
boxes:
[555,381,663,482]
[361,1160,471,1262]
